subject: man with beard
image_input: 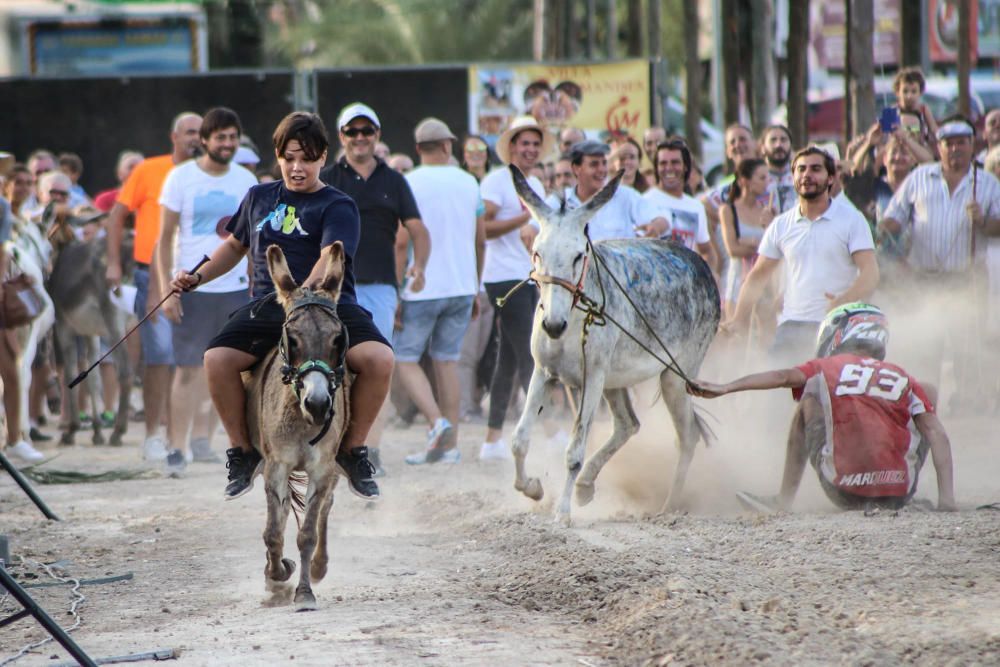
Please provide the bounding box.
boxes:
[760,124,796,214]
[155,107,256,472]
[725,147,879,362]
[106,111,203,461]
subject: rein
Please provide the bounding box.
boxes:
[275,294,348,446]
[493,238,701,420]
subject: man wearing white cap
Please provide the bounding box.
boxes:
[397,118,484,464]
[881,114,1000,401]
[478,116,551,461]
[320,102,430,475]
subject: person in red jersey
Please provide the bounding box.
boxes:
[689,302,957,513]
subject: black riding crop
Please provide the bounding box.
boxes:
[68,255,210,389]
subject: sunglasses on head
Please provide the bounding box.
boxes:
[464,143,487,153]
[342,126,377,138]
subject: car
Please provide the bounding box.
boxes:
[662,97,727,185]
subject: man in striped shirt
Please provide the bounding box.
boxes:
[881,115,1000,403]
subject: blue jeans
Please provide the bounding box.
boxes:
[356,283,398,343]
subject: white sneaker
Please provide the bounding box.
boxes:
[479,439,511,461]
[142,435,169,462]
[7,440,45,462]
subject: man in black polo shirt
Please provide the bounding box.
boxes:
[321,102,430,475]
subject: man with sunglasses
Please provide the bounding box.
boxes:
[320,102,430,476]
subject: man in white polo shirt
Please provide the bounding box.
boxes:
[726,146,879,362]
[545,139,668,241]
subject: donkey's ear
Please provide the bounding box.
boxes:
[582,169,624,213]
[317,241,345,302]
[509,164,553,226]
[266,244,299,305]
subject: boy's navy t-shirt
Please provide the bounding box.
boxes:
[227,181,360,304]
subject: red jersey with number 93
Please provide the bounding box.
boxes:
[792,354,933,498]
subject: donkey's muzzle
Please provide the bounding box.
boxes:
[303,395,332,425]
[542,318,568,339]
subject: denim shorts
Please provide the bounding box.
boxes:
[393,295,475,362]
[356,283,398,342]
[172,290,250,367]
[134,268,174,366]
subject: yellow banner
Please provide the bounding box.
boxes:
[468,60,651,156]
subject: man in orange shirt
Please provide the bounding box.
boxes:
[105,112,202,461]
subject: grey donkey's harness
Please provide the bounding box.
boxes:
[276,294,349,446]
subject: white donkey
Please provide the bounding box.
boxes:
[508,167,720,523]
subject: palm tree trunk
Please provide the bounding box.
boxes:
[958,0,972,117]
[684,0,703,161]
[721,0,741,127]
[848,0,875,141]
[749,0,776,133]
[786,0,809,146]
[627,0,643,56]
[607,0,618,58]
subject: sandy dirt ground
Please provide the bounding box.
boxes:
[2,388,999,666]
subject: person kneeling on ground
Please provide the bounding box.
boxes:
[688,303,957,513]
[171,111,392,501]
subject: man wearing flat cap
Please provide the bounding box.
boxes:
[546,139,668,242]
[881,114,1000,408]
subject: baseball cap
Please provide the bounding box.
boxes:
[337,102,380,130]
[568,139,610,163]
[414,117,456,143]
[234,146,260,166]
[936,120,974,141]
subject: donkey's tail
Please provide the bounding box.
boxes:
[288,471,308,528]
[692,404,718,448]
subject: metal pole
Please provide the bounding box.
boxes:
[711,0,724,129]
[0,567,97,667]
[0,451,59,521]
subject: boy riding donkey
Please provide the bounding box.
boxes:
[171,112,392,501]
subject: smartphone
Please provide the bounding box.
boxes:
[879,107,900,134]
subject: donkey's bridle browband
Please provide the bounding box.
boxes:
[278,294,348,446]
[530,253,590,309]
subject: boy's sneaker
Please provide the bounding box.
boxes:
[224,447,263,500]
[99,410,115,428]
[735,491,781,515]
[165,449,188,477]
[405,447,461,465]
[142,435,169,462]
[368,447,386,478]
[479,439,511,461]
[335,446,380,500]
[7,440,45,463]
[190,436,221,463]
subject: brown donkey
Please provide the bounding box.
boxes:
[247,243,350,611]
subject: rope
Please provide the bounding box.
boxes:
[492,238,703,418]
[0,558,86,665]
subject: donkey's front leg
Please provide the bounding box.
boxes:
[512,367,553,502]
[295,470,336,612]
[263,460,295,597]
[556,367,607,526]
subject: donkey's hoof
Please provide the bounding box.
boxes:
[59,432,75,446]
[294,588,317,612]
[522,477,544,501]
[310,560,328,583]
[109,432,124,447]
[280,557,297,580]
[92,432,105,446]
[575,481,595,506]
[554,512,573,528]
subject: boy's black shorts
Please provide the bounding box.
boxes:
[206,294,390,360]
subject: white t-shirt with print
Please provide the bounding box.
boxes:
[642,188,710,250]
[404,164,481,300]
[545,184,659,241]
[479,167,546,284]
[159,160,256,293]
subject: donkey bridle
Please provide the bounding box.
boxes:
[277,295,348,446]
